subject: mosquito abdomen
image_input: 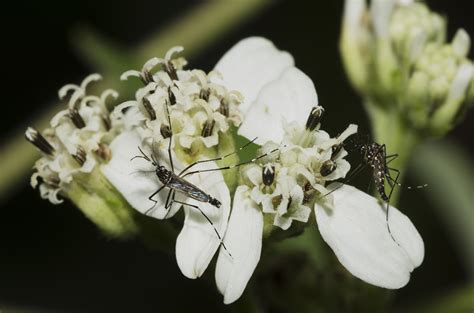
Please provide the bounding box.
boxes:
[209,197,221,208]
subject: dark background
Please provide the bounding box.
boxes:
[0,1,473,312]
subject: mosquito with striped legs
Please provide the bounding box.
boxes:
[321,134,427,243]
[131,95,281,257]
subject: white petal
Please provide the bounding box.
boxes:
[214,37,294,114]
[315,184,424,289]
[215,186,263,304]
[448,63,473,102]
[452,28,470,58]
[120,70,142,81]
[238,67,318,145]
[175,161,231,279]
[371,0,395,37]
[343,0,366,30]
[101,131,180,219]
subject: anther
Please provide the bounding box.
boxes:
[25,127,55,156]
[168,87,176,105]
[165,62,178,81]
[320,160,337,177]
[95,143,112,162]
[218,99,229,117]
[200,88,210,101]
[160,124,172,138]
[332,143,343,159]
[72,146,87,166]
[102,115,112,131]
[142,97,156,120]
[201,120,215,137]
[262,165,275,186]
[305,106,324,131]
[141,70,154,85]
[69,109,86,129]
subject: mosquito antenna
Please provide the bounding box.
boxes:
[131,146,152,162]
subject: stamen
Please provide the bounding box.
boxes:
[305,106,324,131]
[201,120,215,137]
[25,127,55,156]
[168,87,176,105]
[200,88,210,101]
[160,124,172,138]
[102,115,112,131]
[95,143,112,162]
[303,182,315,203]
[332,143,343,159]
[142,97,156,120]
[262,165,275,186]
[69,109,86,129]
[72,146,87,166]
[141,70,155,85]
[320,160,337,176]
[218,99,229,117]
[165,62,178,81]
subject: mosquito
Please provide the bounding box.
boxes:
[318,132,427,244]
[131,91,281,256]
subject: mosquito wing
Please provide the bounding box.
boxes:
[167,175,211,203]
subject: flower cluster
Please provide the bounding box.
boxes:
[26,74,120,204]
[26,37,425,305]
[112,46,243,158]
[340,0,473,136]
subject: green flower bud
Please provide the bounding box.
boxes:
[341,0,473,138]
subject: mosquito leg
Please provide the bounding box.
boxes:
[180,146,282,179]
[144,184,167,215]
[387,167,428,190]
[163,190,176,219]
[385,167,400,245]
[385,154,399,164]
[171,199,232,258]
[178,137,258,176]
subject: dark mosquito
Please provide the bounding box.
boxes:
[323,134,427,243]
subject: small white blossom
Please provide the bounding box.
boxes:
[113,47,243,154]
[26,75,120,204]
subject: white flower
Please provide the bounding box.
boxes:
[113,47,243,152]
[26,75,120,204]
[212,37,424,304]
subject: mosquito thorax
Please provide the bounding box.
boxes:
[155,165,171,183]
